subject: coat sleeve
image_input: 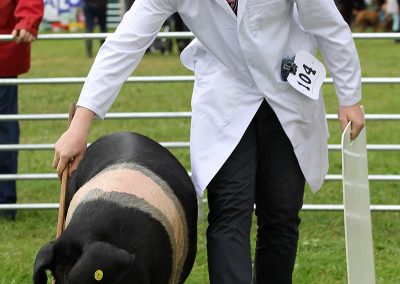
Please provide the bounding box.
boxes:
[294,0,362,106]
[14,0,44,37]
[77,0,177,118]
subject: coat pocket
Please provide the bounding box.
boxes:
[247,0,291,39]
[193,48,218,76]
[192,51,247,127]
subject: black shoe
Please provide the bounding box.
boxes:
[0,210,16,221]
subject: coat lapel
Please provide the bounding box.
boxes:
[213,0,237,18]
[237,0,248,25]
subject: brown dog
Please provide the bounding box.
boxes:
[352,6,393,32]
[352,9,381,32]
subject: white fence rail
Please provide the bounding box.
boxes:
[0,76,400,85]
[0,32,399,211]
[0,32,399,41]
[1,173,400,182]
[1,203,399,211]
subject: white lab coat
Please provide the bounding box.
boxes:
[77,0,362,196]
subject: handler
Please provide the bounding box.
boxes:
[0,0,43,220]
[53,0,365,283]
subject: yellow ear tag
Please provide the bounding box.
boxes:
[94,270,103,281]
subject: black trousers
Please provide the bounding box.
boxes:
[0,84,19,219]
[207,100,305,284]
[83,2,107,57]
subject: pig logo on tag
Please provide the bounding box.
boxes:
[287,50,326,100]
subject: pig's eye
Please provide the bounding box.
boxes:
[94,269,104,281]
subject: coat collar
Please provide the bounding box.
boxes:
[212,0,247,24]
[211,0,234,19]
[237,0,247,24]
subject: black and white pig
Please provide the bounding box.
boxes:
[33,132,197,284]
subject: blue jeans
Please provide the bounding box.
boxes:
[0,83,19,218]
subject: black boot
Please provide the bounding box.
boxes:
[85,40,93,58]
[0,210,16,221]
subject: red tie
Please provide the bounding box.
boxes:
[227,0,238,14]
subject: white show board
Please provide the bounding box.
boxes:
[341,121,375,284]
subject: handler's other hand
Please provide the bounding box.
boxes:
[338,103,365,140]
[11,28,36,44]
[53,128,88,180]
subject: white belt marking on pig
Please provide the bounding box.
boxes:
[65,163,188,284]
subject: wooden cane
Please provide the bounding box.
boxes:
[52,103,76,284]
[56,102,76,237]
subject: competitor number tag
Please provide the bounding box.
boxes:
[287,50,326,100]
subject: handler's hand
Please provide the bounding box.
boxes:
[11,28,36,44]
[338,103,365,140]
[53,128,87,180]
[53,107,94,180]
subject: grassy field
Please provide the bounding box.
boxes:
[0,37,399,283]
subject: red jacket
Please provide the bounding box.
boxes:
[0,0,43,77]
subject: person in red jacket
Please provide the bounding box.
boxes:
[0,0,43,220]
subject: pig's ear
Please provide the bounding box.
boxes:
[33,242,56,284]
[68,241,135,283]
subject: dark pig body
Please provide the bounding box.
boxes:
[33,132,197,284]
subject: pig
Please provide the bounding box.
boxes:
[33,132,197,284]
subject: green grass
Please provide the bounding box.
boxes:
[0,38,399,283]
